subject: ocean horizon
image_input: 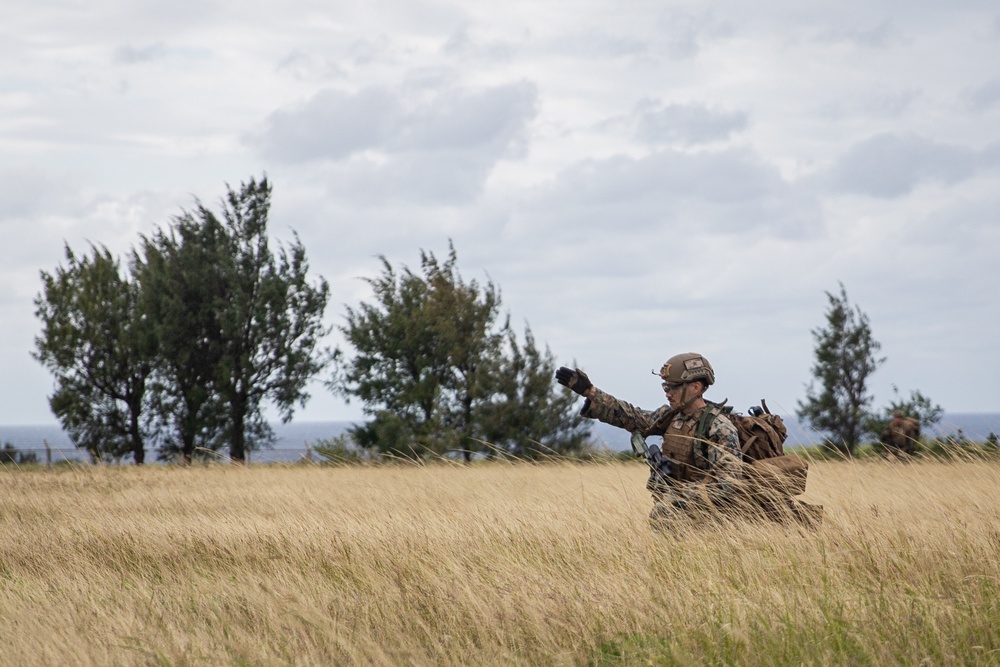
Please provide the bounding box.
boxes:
[0,420,360,464]
[2,413,998,463]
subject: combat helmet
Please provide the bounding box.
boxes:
[659,352,715,386]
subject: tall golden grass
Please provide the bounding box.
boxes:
[1,457,999,666]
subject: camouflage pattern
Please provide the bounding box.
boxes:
[658,353,715,386]
[881,415,920,455]
[582,388,743,507]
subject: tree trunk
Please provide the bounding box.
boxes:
[230,393,247,463]
[130,411,145,465]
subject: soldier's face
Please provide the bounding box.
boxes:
[664,382,688,406]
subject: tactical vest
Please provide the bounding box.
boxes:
[658,406,720,483]
[888,418,919,445]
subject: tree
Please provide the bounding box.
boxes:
[797,283,885,455]
[477,327,590,458]
[332,244,496,459]
[136,212,229,463]
[421,246,509,460]
[332,242,588,460]
[34,245,156,464]
[197,177,331,463]
[1,442,38,465]
[34,177,330,465]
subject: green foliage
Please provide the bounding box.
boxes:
[919,435,1000,460]
[209,178,332,462]
[331,242,589,460]
[797,283,884,455]
[34,245,156,464]
[476,327,590,458]
[880,385,943,429]
[140,177,332,463]
[137,208,230,463]
[34,176,331,464]
[311,434,373,465]
[827,436,1000,461]
[0,442,38,465]
[330,247,461,457]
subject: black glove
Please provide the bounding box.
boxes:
[645,468,673,496]
[555,366,593,396]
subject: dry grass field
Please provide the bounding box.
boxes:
[1,456,999,666]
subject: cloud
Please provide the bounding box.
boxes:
[442,23,517,62]
[388,82,537,156]
[512,147,822,240]
[816,19,905,49]
[0,167,59,218]
[541,8,731,62]
[848,20,901,49]
[859,88,920,118]
[917,191,1000,247]
[4,0,1000,424]
[251,88,401,162]
[251,80,537,160]
[315,150,508,206]
[655,9,734,59]
[249,80,538,204]
[546,28,649,60]
[633,99,748,146]
[275,50,348,81]
[113,42,167,65]
[829,132,981,198]
[982,140,1000,169]
[965,76,1000,112]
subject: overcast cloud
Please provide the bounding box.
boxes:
[2,1,998,438]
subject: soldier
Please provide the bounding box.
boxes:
[556,353,744,531]
[880,410,921,456]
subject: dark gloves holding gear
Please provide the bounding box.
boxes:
[645,469,673,496]
[555,367,593,396]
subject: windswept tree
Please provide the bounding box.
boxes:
[34,245,156,464]
[332,242,588,460]
[332,244,500,459]
[797,283,885,455]
[34,177,330,465]
[192,177,331,463]
[421,246,509,458]
[478,327,590,458]
[136,213,229,463]
[332,252,439,457]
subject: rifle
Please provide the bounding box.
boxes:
[631,397,726,493]
[631,430,672,490]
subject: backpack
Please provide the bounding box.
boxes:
[696,399,786,463]
[697,399,809,497]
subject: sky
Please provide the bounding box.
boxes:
[2,0,999,429]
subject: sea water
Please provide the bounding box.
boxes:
[2,414,997,464]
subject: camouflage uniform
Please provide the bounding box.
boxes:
[582,388,743,529]
[880,414,920,456]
